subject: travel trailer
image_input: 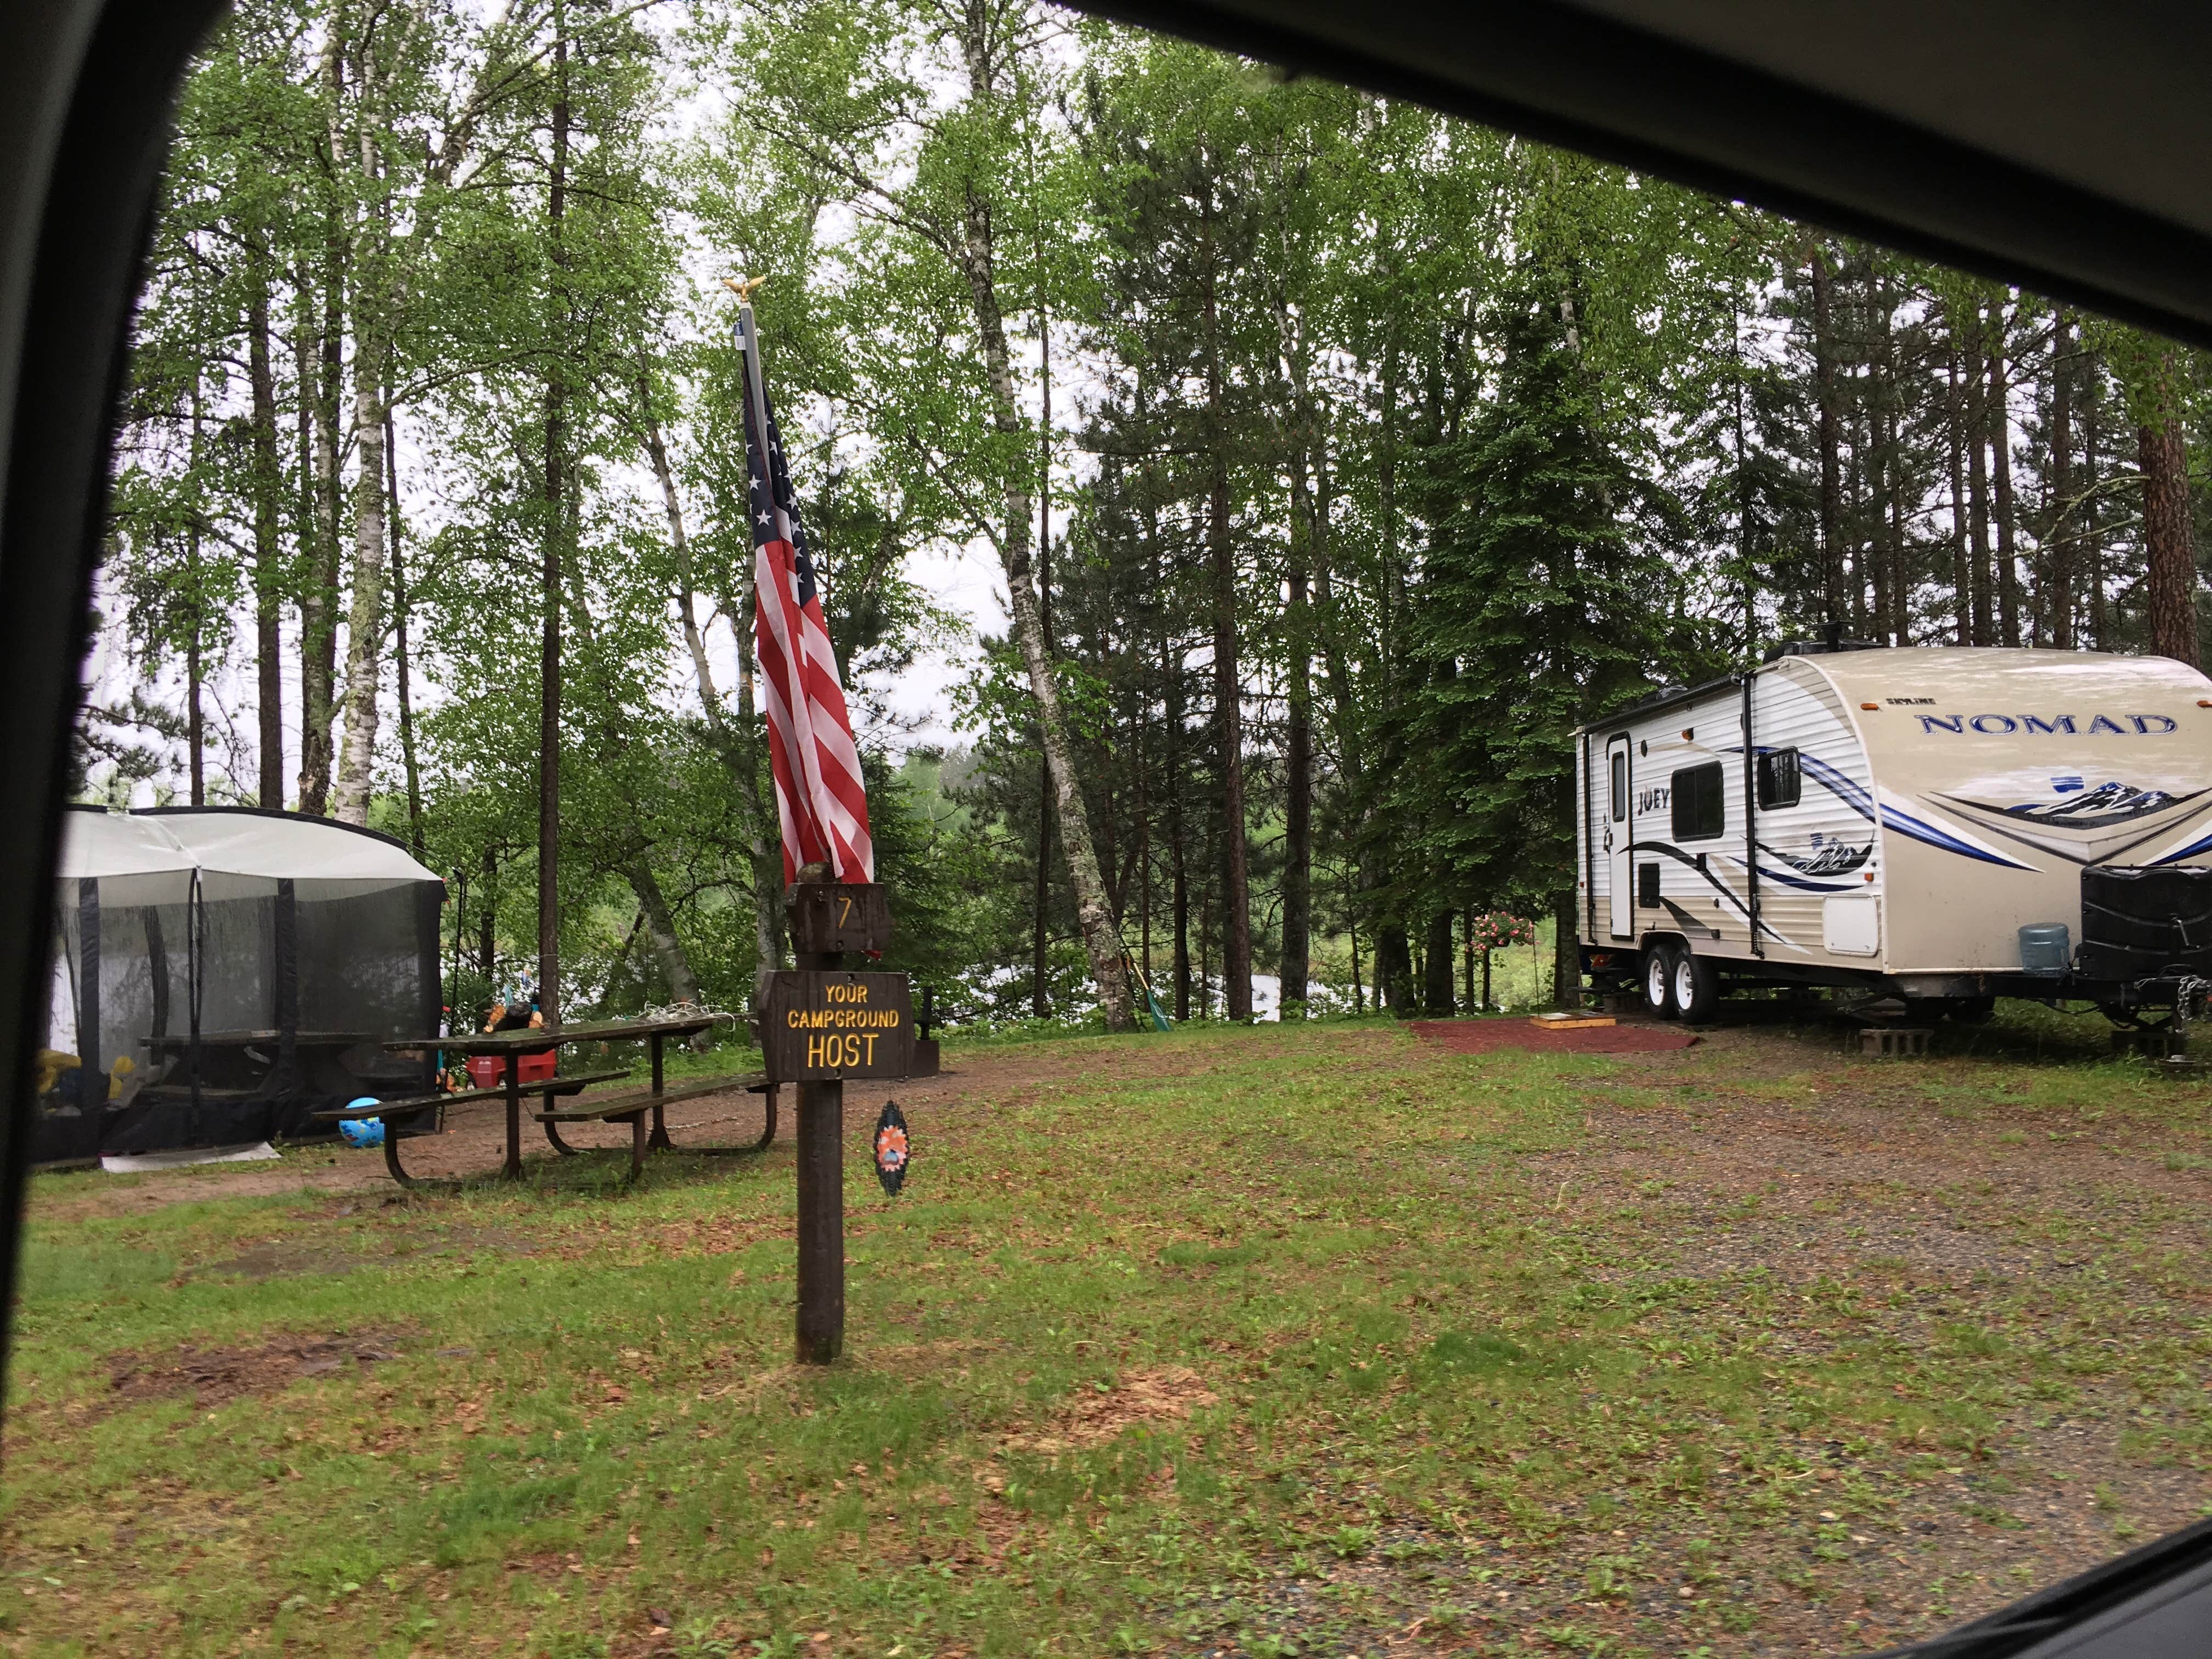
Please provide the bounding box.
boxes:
[1573,644,2212,1023]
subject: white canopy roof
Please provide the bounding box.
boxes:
[57,809,441,903]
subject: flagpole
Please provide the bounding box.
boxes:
[727,276,776,515]
[731,273,846,1367]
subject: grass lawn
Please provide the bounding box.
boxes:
[4,1008,2211,1657]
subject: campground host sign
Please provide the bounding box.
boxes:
[761,970,915,1080]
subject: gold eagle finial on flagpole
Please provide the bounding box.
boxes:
[722,273,767,304]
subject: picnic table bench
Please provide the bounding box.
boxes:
[310,1068,631,1188]
[364,1012,775,1186]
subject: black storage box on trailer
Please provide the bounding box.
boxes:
[2078,865,2212,983]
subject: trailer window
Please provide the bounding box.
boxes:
[1610,752,1626,821]
[1756,747,1801,810]
[1671,761,1725,840]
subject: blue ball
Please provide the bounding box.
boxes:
[338,1097,385,1148]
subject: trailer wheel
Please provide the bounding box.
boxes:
[1643,945,1680,1019]
[1672,947,1720,1024]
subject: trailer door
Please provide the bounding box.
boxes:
[1605,735,1633,939]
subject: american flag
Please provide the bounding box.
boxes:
[737,303,873,884]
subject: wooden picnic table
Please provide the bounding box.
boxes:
[138,1028,373,1104]
[377,1011,774,1182]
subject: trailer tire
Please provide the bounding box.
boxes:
[1672,947,1720,1024]
[1643,944,1680,1019]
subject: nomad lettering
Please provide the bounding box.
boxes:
[1916,713,2178,736]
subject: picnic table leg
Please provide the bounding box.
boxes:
[646,1032,675,1153]
[382,1132,420,1190]
[628,1109,649,1180]
[541,1118,579,1156]
[503,1056,523,1180]
[674,1080,779,1158]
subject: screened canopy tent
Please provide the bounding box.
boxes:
[35,806,445,1165]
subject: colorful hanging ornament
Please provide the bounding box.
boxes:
[873,1100,910,1195]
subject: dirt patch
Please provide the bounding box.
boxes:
[22,1038,1260,1222]
[1411,1016,1700,1055]
[1008,1367,1218,1454]
[194,1243,362,1280]
[103,1332,405,1414]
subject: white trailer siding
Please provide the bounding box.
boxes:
[1820,648,2212,975]
[1583,665,1884,964]
[1576,647,2212,987]
[1736,663,1885,963]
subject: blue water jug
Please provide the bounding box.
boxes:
[2018,923,2070,976]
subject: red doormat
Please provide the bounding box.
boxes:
[1409,1018,1699,1055]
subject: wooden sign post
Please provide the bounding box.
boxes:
[773,881,910,1365]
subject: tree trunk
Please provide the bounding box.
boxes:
[185,586,204,804]
[2049,314,2076,649]
[949,24,1131,1031]
[1167,633,1190,1021]
[300,299,343,815]
[246,266,286,809]
[1350,919,1363,1013]
[1846,404,1869,635]
[1731,315,1757,655]
[1196,174,1251,1023]
[387,405,424,856]
[1207,468,1251,1024]
[2086,375,2108,650]
[1422,909,1454,1017]
[1886,445,1908,646]
[1031,287,1055,1018]
[1278,368,1315,1018]
[1375,920,1413,1018]
[538,15,569,1025]
[2140,348,2199,665]
[1280,559,1312,1017]
[1135,712,1152,980]
[1946,343,1972,645]
[478,847,496,990]
[1876,280,1908,646]
[1030,749,1053,1017]
[184,376,205,804]
[1809,246,1843,625]
[331,380,386,823]
[332,99,388,827]
[300,30,347,816]
[628,857,702,1007]
[1967,325,1994,646]
[1988,300,2021,647]
[1553,890,1579,1011]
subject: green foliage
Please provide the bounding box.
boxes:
[98,0,2212,1034]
